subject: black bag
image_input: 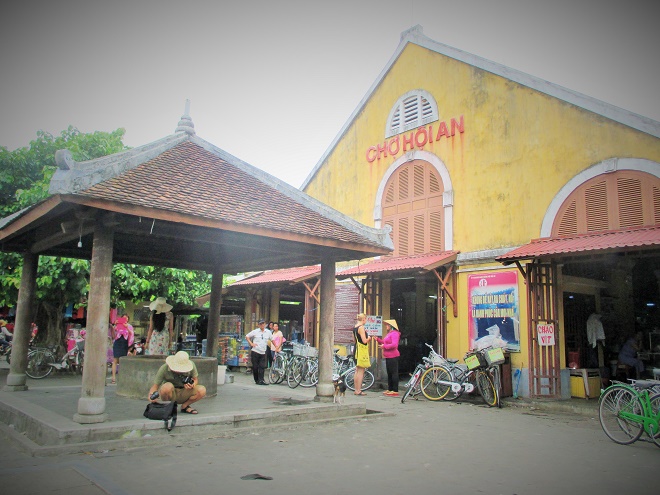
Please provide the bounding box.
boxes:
[143,401,177,431]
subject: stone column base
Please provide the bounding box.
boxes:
[5,372,28,390]
[73,413,108,424]
[4,384,28,391]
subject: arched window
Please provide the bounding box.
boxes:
[385,89,439,138]
[552,170,660,236]
[382,160,445,256]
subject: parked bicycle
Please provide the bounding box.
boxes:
[25,340,85,379]
[598,379,660,447]
[401,355,434,403]
[419,344,503,407]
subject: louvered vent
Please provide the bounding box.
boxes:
[557,201,578,236]
[429,171,440,193]
[385,183,395,205]
[385,90,439,138]
[414,214,425,254]
[399,217,409,256]
[414,164,425,197]
[399,167,409,201]
[585,181,609,232]
[617,177,643,228]
[381,160,445,256]
[430,210,443,251]
[552,170,660,236]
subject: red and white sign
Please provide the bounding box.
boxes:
[537,323,555,346]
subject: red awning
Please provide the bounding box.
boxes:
[496,226,660,265]
[230,265,321,286]
[337,251,458,279]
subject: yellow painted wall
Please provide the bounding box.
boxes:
[304,43,660,252]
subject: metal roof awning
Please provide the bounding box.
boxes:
[229,265,321,287]
[496,226,660,265]
[336,251,459,279]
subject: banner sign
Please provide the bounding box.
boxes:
[468,271,520,352]
[537,323,555,346]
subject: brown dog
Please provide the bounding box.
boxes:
[333,374,346,404]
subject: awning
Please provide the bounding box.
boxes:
[337,251,458,279]
[229,265,321,287]
[496,226,660,265]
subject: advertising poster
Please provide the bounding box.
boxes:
[468,271,520,352]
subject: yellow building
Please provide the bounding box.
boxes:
[301,26,660,399]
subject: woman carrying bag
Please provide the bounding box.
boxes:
[353,313,371,396]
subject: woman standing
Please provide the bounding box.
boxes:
[145,297,174,355]
[353,313,371,396]
[376,319,401,397]
[269,323,286,364]
[111,315,134,384]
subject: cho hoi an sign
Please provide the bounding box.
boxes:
[366,115,465,163]
[468,271,520,352]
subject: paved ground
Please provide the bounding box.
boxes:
[1,362,658,495]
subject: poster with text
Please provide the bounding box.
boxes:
[468,271,520,352]
[364,315,383,337]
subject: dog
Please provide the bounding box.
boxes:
[332,374,346,404]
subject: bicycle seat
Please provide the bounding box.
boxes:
[632,379,660,390]
[446,358,459,364]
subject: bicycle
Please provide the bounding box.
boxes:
[598,379,660,447]
[401,356,434,403]
[420,346,502,407]
[25,340,85,379]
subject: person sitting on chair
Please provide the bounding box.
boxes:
[618,331,645,378]
[148,351,206,415]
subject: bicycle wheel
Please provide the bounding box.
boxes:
[401,370,421,403]
[476,369,497,407]
[421,366,451,401]
[647,393,660,448]
[299,358,318,387]
[287,356,305,388]
[6,347,11,364]
[269,354,285,384]
[25,349,55,379]
[490,366,502,408]
[598,386,644,445]
[344,369,356,391]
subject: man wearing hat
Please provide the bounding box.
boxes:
[245,319,272,385]
[375,319,401,397]
[148,351,206,414]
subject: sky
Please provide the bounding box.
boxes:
[1,0,658,188]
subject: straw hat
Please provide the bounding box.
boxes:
[149,297,173,314]
[383,319,399,330]
[166,351,193,373]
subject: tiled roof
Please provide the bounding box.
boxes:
[337,251,458,278]
[230,265,321,286]
[496,226,660,264]
[75,139,389,249]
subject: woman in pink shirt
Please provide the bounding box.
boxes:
[376,319,401,397]
[111,315,134,384]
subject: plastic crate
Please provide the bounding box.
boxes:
[465,351,488,370]
[485,347,505,366]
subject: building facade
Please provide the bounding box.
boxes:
[301,26,660,398]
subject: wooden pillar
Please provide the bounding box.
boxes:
[5,252,38,391]
[315,258,335,400]
[206,267,223,359]
[74,225,113,423]
[270,288,280,324]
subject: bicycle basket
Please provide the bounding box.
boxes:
[485,347,505,366]
[292,342,318,357]
[76,340,85,351]
[430,352,447,366]
[465,351,488,370]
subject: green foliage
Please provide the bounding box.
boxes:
[0,126,127,216]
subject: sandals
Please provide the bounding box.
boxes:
[354,392,367,396]
[181,405,198,414]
